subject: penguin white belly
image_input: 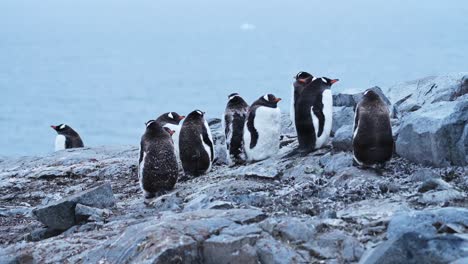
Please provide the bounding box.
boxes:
[202,120,214,171]
[138,151,146,181]
[290,85,295,128]
[245,107,281,161]
[163,123,181,158]
[314,90,333,149]
[55,135,66,151]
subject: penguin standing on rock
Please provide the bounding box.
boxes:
[244,94,282,162]
[353,89,394,167]
[138,120,178,200]
[292,71,339,153]
[179,110,215,176]
[50,124,84,151]
[223,93,249,164]
[156,112,185,162]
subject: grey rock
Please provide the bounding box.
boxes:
[75,204,111,223]
[360,232,468,264]
[332,106,355,134]
[256,237,310,264]
[26,227,63,242]
[418,189,466,205]
[387,207,468,240]
[410,168,441,182]
[148,191,183,212]
[323,152,354,175]
[382,72,468,114]
[418,178,452,193]
[303,230,364,262]
[332,125,353,151]
[203,235,259,264]
[396,97,468,167]
[32,182,116,230]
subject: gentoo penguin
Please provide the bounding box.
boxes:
[244,94,282,162]
[50,124,84,151]
[156,112,185,162]
[223,93,249,164]
[179,110,215,176]
[138,120,178,199]
[290,71,314,127]
[353,89,394,167]
[292,72,339,153]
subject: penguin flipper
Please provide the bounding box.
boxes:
[353,107,360,134]
[247,109,259,149]
[312,103,325,138]
[202,125,215,161]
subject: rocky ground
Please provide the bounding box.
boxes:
[0,73,467,263]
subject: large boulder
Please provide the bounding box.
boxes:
[383,73,468,115]
[396,96,468,166]
[361,207,468,264]
[32,182,116,230]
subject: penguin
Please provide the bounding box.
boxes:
[50,124,84,151]
[244,94,282,162]
[179,110,215,176]
[292,72,339,153]
[223,93,249,164]
[290,71,314,127]
[138,120,178,199]
[352,89,394,167]
[155,112,185,162]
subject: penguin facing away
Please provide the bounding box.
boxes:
[156,112,185,162]
[138,120,178,199]
[353,89,394,167]
[51,124,84,151]
[223,93,249,164]
[179,110,215,176]
[244,94,282,162]
[292,72,339,153]
[290,71,314,127]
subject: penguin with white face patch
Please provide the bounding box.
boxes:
[223,93,249,164]
[292,72,339,153]
[138,120,178,200]
[179,110,215,176]
[244,94,282,162]
[50,124,84,151]
[353,90,394,167]
[156,112,185,163]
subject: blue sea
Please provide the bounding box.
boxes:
[1,0,467,156]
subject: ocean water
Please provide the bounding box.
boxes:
[1,0,467,156]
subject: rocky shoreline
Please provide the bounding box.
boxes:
[1,73,467,263]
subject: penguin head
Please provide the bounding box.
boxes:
[362,89,381,101]
[185,110,206,122]
[163,127,175,136]
[156,112,185,125]
[51,124,74,135]
[259,94,282,108]
[295,71,314,84]
[228,93,240,100]
[145,120,170,136]
[321,77,339,86]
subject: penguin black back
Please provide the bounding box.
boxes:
[139,120,178,199]
[353,90,394,166]
[224,93,249,163]
[51,124,84,150]
[179,110,214,176]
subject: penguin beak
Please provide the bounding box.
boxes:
[168,130,175,136]
[329,79,339,85]
[298,78,307,84]
[51,125,57,130]
[179,116,185,121]
[274,98,282,103]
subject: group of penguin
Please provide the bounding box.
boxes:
[51,71,394,201]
